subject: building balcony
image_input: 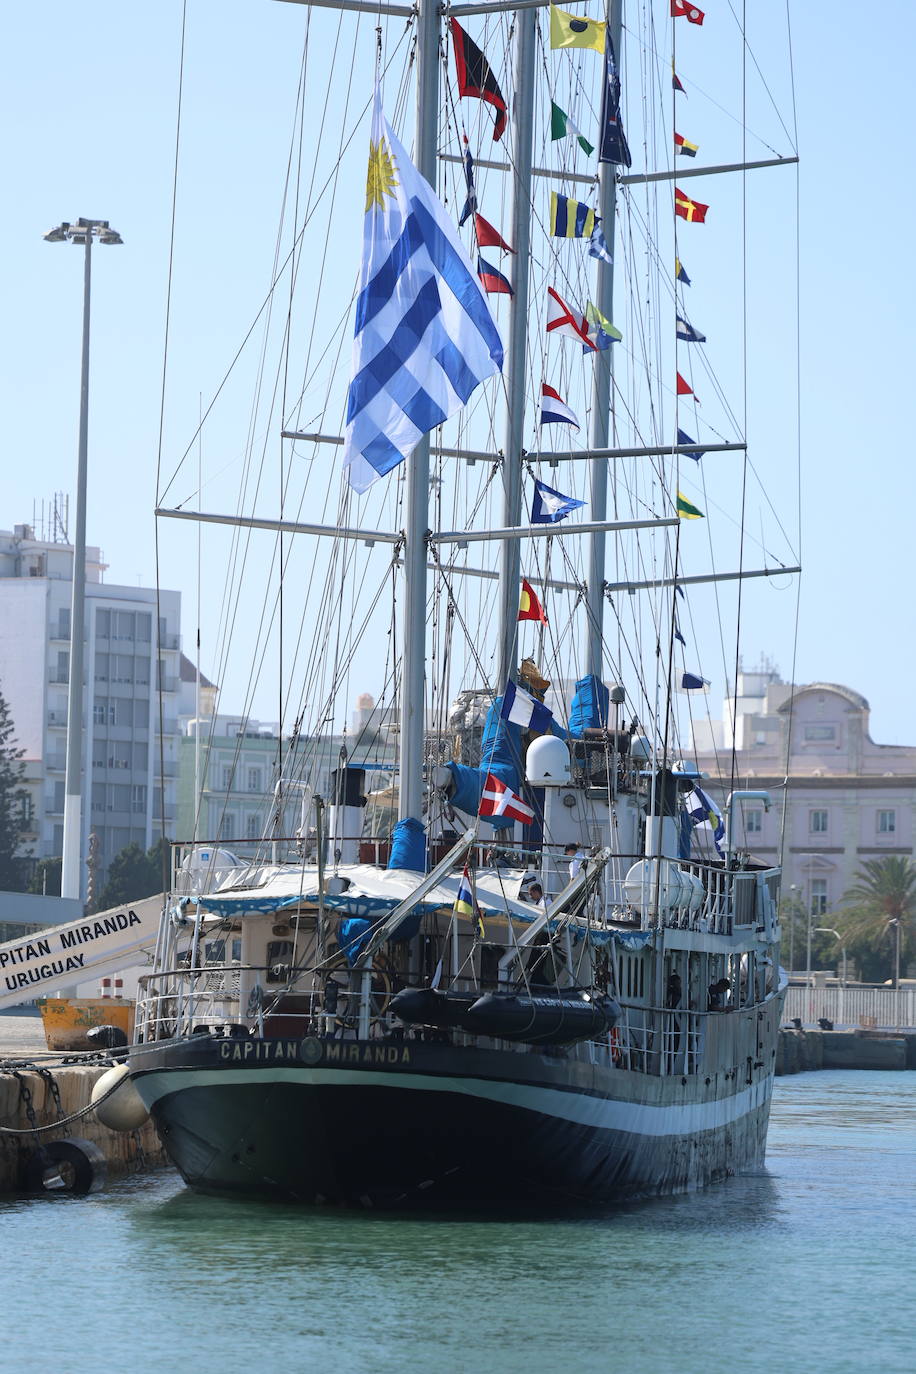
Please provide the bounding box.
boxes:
[46,755,67,772]
[160,634,180,651]
[47,710,67,727]
[48,671,70,685]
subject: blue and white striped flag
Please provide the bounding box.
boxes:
[501,679,554,733]
[344,91,504,493]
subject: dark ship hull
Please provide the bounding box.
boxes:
[129,1007,782,1207]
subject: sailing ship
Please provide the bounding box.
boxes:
[126,0,800,1204]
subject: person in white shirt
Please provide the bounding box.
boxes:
[565,843,587,881]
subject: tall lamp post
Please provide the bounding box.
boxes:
[814,924,847,1030]
[813,927,847,987]
[44,218,123,903]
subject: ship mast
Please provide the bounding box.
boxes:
[585,0,622,679]
[496,7,538,690]
[397,0,439,822]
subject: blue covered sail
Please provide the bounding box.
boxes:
[443,697,521,829]
[568,675,610,737]
[387,816,426,872]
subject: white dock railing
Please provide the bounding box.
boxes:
[783,986,916,1030]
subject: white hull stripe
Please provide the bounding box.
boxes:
[137,1067,773,1139]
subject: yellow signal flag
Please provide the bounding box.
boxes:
[549,6,606,54]
[676,491,704,519]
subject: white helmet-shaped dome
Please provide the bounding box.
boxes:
[526,735,571,785]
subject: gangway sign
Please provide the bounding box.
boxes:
[0,894,163,1010]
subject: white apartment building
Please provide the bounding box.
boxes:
[0,520,182,899]
[690,666,916,923]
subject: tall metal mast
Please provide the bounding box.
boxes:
[585,1,623,679]
[496,8,538,691]
[398,0,439,822]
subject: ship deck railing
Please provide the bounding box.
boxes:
[166,839,778,930]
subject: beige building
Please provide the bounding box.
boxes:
[690,668,915,924]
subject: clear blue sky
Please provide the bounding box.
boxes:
[3,2,913,743]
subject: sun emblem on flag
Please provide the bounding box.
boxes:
[365,138,398,212]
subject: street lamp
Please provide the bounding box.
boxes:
[813,927,847,987]
[44,218,123,903]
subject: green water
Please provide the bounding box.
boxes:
[1,1072,913,1374]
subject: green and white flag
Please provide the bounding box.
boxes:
[550,101,594,157]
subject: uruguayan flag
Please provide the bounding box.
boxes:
[344,91,504,493]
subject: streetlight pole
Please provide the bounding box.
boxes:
[788,883,798,972]
[814,925,847,1027]
[812,927,847,985]
[44,218,123,904]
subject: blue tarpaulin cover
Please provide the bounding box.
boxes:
[387,816,426,872]
[567,675,610,738]
[444,697,521,829]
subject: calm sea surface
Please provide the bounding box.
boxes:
[1,1071,913,1374]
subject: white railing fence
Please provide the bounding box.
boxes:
[783,986,916,1030]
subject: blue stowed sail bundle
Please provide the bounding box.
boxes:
[567,675,610,737]
[445,696,523,829]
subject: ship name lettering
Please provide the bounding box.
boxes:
[323,1042,410,1065]
[218,1039,321,1061]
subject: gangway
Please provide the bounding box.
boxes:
[0,894,164,1010]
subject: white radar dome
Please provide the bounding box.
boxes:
[526,735,571,786]
[630,736,653,764]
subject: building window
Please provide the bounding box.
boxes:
[108,741,131,770]
[877,810,896,834]
[221,765,234,792]
[20,794,33,825]
[745,809,763,834]
[114,654,135,684]
[246,814,260,840]
[219,814,236,842]
[810,879,828,916]
[246,767,262,793]
[131,785,147,815]
[113,610,135,641]
[93,702,106,726]
[96,609,110,638]
[809,810,828,834]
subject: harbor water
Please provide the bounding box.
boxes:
[1,1070,913,1374]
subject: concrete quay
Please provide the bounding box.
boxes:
[0,1011,169,1193]
[777,1026,916,1075]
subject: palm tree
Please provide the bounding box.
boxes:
[839,857,916,987]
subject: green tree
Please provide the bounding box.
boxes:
[0,684,30,892]
[839,856,916,987]
[27,856,62,896]
[97,838,171,910]
[778,890,807,972]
